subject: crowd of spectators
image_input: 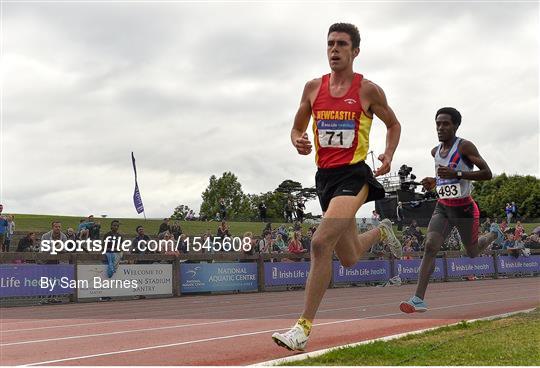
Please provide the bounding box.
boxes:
[2,200,539,264]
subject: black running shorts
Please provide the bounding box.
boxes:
[315,161,385,212]
[428,198,480,246]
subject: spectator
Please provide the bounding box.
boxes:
[511,201,518,220]
[4,215,15,252]
[162,231,180,256]
[396,202,404,231]
[217,220,231,238]
[284,199,294,223]
[288,231,307,254]
[296,200,305,223]
[502,229,515,249]
[78,215,101,240]
[219,198,227,220]
[514,221,524,241]
[258,231,273,253]
[258,202,268,222]
[371,210,380,226]
[481,217,492,233]
[402,238,413,260]
[505,203,513,224]
[132,225,151,254]
[17,232,37,252]
[102,220,123,277]
[0,204,8,252]
[277,224,288,242]
[301,230,312,253]
[524,231,540,250]
[158,218,170,236]
[177,233,188,253]
[410,236,421,252]
[65,228,77,241]
[77,218,89,239]
[40,221,67,251]
[500,219,508,232]
[358,218,369,233]
[186,210,195,221]
[370,240,385,258]
[273,233,287,253]
[263,222,272,236]
[240,232,255,262]
[170,221,183,240]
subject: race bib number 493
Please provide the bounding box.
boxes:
[437,183,462,199]
[317,120,355,148]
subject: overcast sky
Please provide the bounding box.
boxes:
[2,1,538,219]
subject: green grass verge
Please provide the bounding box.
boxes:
[282,309,540,366]
[9,214,540,238]
[10,214,308,237]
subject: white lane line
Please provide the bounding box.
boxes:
[3,278,531,333]
[0,318,144,333]
[2,277,532,323]
[2,287,529,346]
[1,301,398,346]
[3,277,534,332]
[19,296,536,366]
[253,308,537,366]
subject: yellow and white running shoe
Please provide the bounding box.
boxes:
[272,325,308,351]
[378,219,402,258]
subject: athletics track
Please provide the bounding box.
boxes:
[0,277,538,366]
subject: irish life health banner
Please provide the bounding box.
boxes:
[446,257,495,277]
[77,264,172,298]
[181,263,258,293]
[497,255,540,273]
[264,262,310,286]
[394,259,445,280]
[333,260,390,283]
[1,264,74,297]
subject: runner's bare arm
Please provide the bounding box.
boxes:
[438,140,492,180]
[365,82,401,176]
[291,80,317,155]
[420,147,437,190]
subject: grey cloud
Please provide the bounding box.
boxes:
[3,2,538,217]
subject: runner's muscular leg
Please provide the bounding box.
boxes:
[415,212,448,300]
[334,186,382,267]
[301,185,371,321]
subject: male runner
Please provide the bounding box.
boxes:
[399,107,504,313]
[271,23,402,351]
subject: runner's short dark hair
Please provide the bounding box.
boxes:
[436,107,462,127]
[328,23,360,49]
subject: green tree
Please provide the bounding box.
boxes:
[245,191,289,222]
[199,172,246,220]
[472,174,540,220]
[171,204,192,220]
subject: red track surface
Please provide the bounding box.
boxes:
[1,278,538,366]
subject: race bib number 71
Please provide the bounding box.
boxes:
[317,120,355,148]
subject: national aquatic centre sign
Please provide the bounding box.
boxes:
[181,262,258,293]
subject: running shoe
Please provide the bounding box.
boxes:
[272,325,309,351]
[490,223,505,245]
[378,219,402,258]
[399,296,428,313]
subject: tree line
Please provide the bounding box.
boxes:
[172,172,317,222]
